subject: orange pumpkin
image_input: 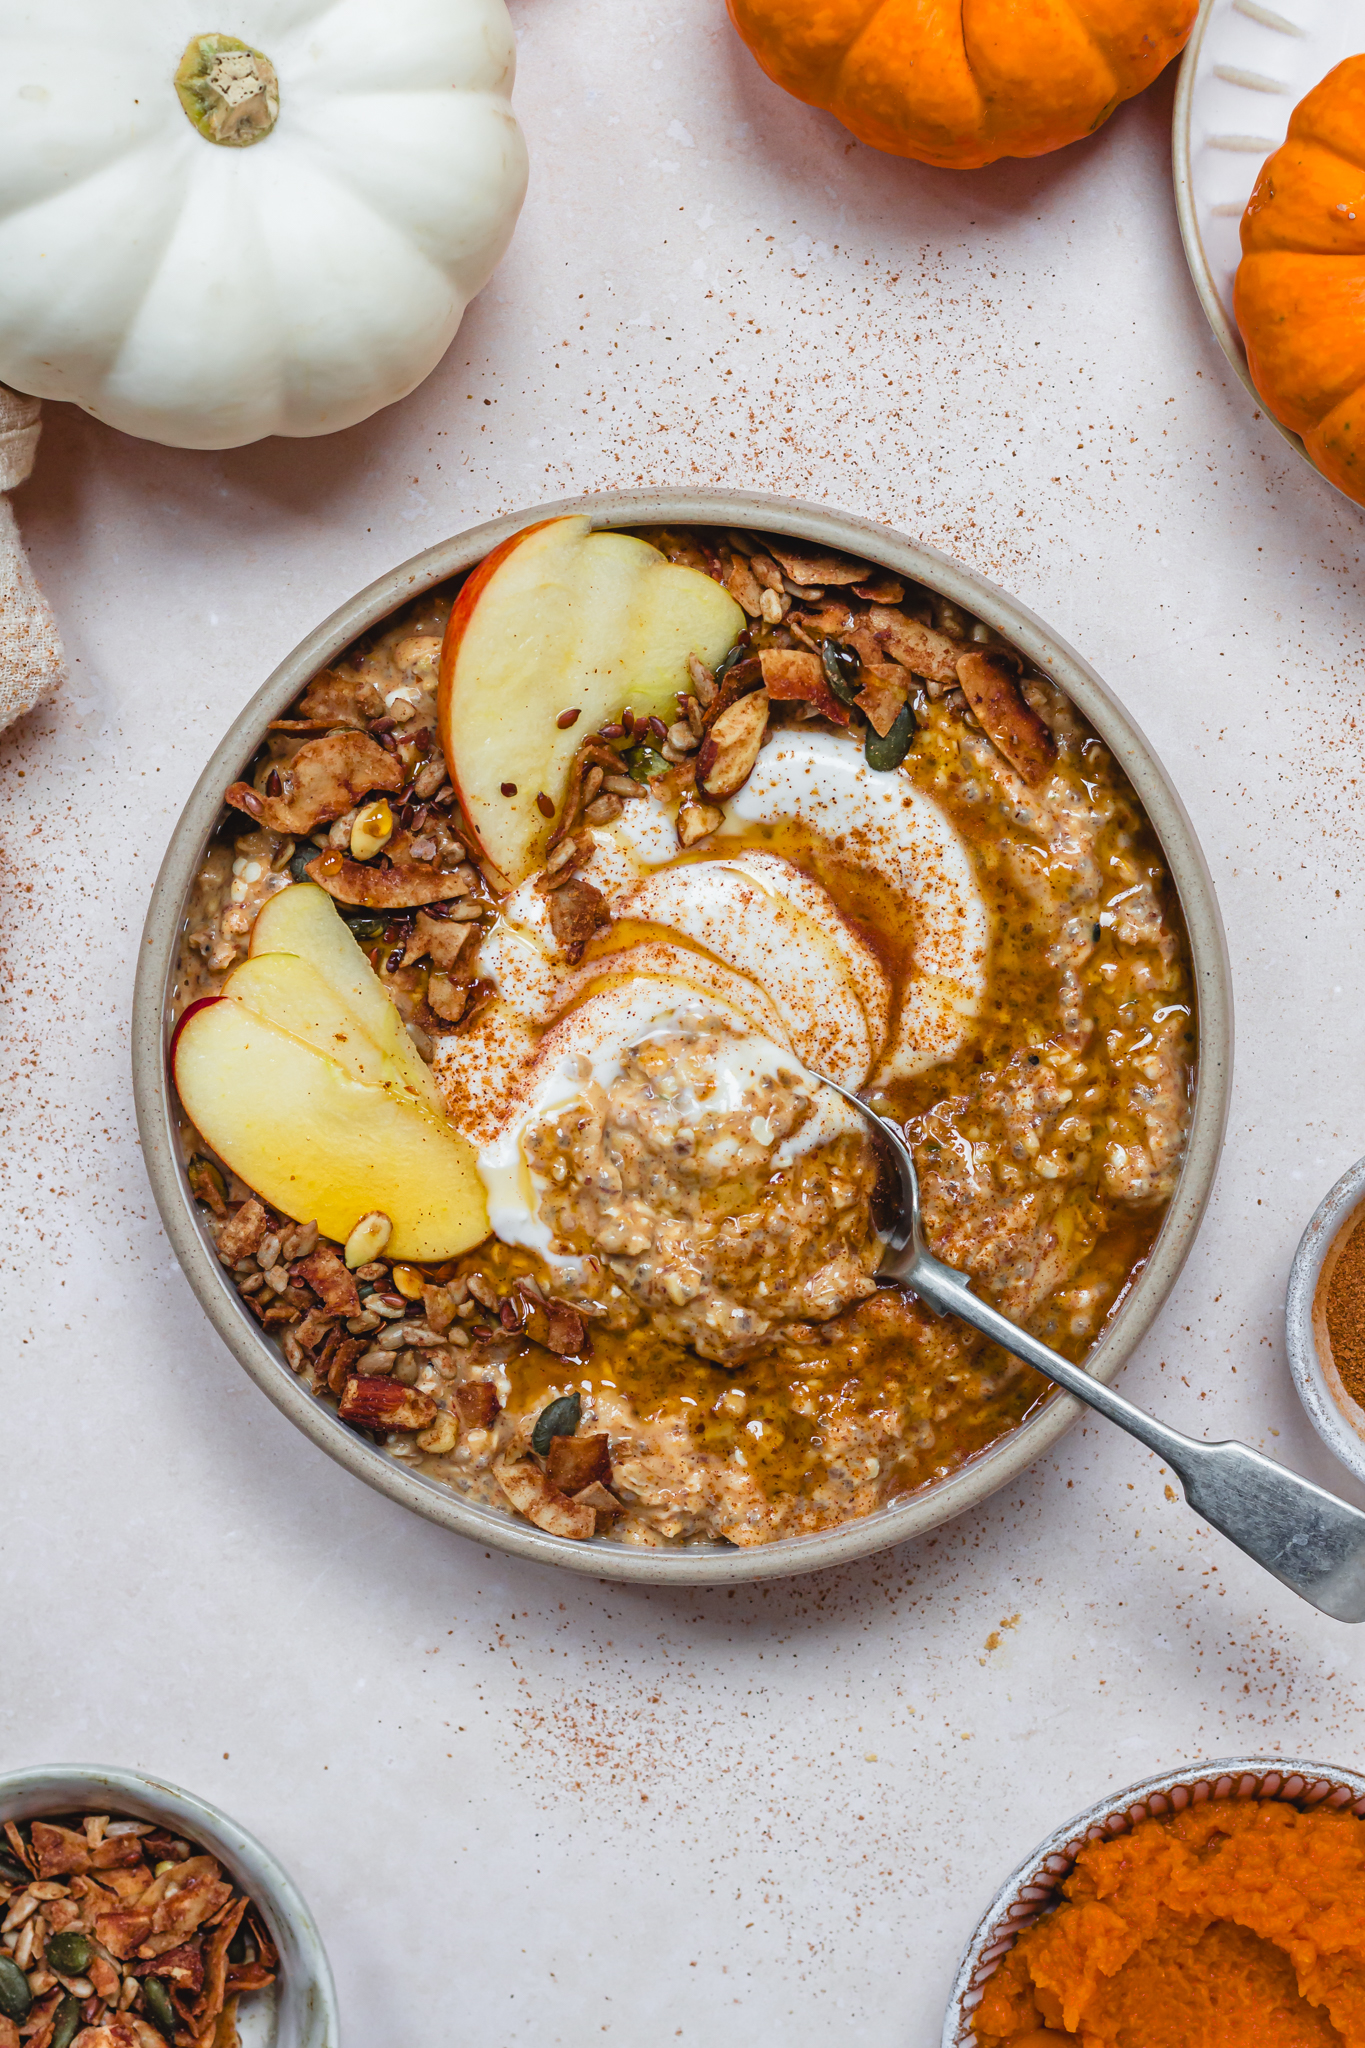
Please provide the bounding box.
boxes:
[1235,58,1365,509]
[724,0,1196,169]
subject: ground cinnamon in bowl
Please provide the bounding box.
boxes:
[1309,1196,1365,1433]
[1315,1204,1365,1426]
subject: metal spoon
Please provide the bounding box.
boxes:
[821,1075,1365,1624]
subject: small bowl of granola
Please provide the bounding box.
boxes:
[0,1767,337,2047]
[134,488,1233,1584]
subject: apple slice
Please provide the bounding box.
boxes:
[222,952,424,1101]
[439,515,744,886]
[248,881,443,1115]
[174,998,489,1260]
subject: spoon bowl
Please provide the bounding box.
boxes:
[822,1072,1365,1626]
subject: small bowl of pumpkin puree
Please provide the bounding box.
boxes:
[1287,1156,1365,1493]
[944,1760,1365,2048]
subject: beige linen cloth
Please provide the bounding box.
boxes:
[0,386,66,732]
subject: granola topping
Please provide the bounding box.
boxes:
[0,1810,275,2047]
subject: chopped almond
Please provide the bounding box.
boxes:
[857,664,910,738]
[422,1283,457,1334]
[94,1910,153,1959]
[722,551,764,616]
[547,878,611,964]
[305,831,474,911]
[131,1938,206,1994]
[676,798,724,847]
[295,668,385,728]
[225,733,402,835]
[956,651,1057,788]
[759,537,873,587]
[215,1198,270,1264]
[339,1376,438,1431]
[866,606,965,687]
[696,689,769,800]
[403,911,474,972]
[572,1480,625,1517]
[520,1293,589,1357]
[759,647,849,726]
[545,1432,611,1494]
[426,973,469,1024]
[452,1380,501,1428]
[494,1459,596,1539]
[91,1834,146,1870]
[852,573,905,603]
[30,1822,91,1877]
[295,1248,360,1317]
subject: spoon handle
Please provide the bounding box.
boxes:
[906,1249,1365,1624]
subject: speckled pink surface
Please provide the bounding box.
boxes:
[4,10,1365,2044]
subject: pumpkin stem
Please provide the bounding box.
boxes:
[175,33,279,147]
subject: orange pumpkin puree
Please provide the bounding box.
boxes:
[973,1800,1365,2048]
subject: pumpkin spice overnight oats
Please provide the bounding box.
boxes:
[169,517,1195,1549]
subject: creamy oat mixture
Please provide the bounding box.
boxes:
[174,525,1195,1548]
[522,1020,881,1362]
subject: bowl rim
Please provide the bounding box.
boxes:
[0,1763,339,2047]
[1170,5,1321,482]
[1286,1153,1365,1487]
[131,485,1233,1586]
[941,1752,1365,2046]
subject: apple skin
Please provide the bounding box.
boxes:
[437,519,556,878]
[173,997,489,1260]
[169,994,222,1066]
[439,515,743,888]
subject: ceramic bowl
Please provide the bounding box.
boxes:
[1286,1154,1365,1489]
[132,487,1233,1586]
[0,1764,338,2047]
[942,1755,1365,2046]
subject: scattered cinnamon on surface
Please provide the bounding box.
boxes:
[1325,1213,1365,1407]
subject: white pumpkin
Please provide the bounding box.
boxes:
[0,0,529,448]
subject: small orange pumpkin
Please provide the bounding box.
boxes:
[725,0,1196,169]
[1235,58,1365,509]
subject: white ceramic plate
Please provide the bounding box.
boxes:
[1172,0,1365,496]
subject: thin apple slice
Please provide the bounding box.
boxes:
[248,881,443,1115]
[439,515,744,886]
[223,952,419,1100]
[174,999,489,1259]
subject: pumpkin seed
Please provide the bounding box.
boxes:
[0,1956,31,2022]
[713,641,747,686]
[49,1993,81,2048]
[625,745,669,782]
[343,913,384,939]
[288,850,315,884]
[0,1849,30,1884]
[45,1932,92,1975]
[532,1391,582,1455]
[864,700,916,772]
[820,637,862,706]
[144,1976,178,2037]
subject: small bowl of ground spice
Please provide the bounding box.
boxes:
[1287,1156,1365,1490]
[944,1757,1365,2046]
